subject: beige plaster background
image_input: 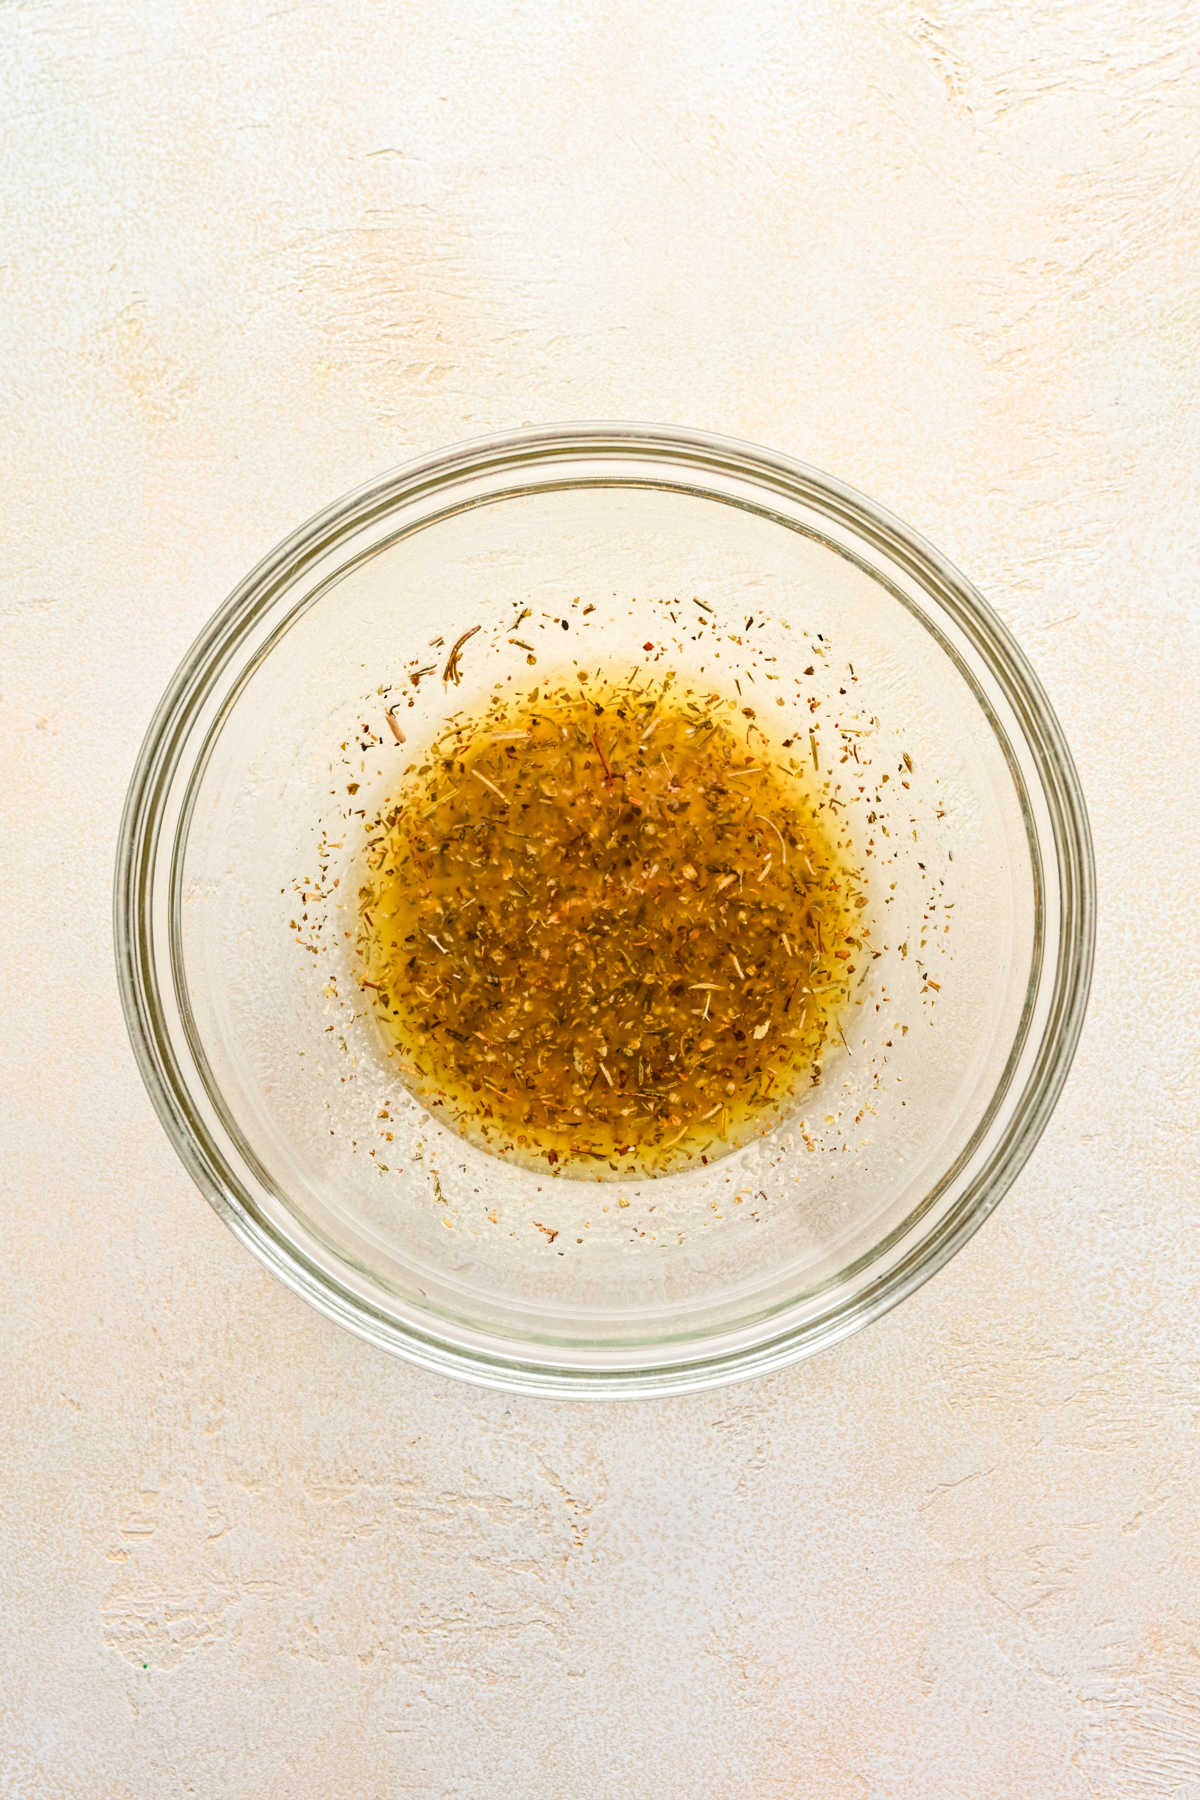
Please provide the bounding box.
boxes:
[2,2,1199,1795]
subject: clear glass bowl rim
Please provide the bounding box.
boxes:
[114,421,1096,1397]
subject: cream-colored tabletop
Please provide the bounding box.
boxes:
[3,4,1199,1795]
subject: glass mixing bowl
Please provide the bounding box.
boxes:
[115,425,1095,1395]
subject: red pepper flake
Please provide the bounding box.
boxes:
[592,729,613,785]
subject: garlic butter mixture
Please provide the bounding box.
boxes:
[356,671,866,1176]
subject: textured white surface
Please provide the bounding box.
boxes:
[2,2,1199,1794]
